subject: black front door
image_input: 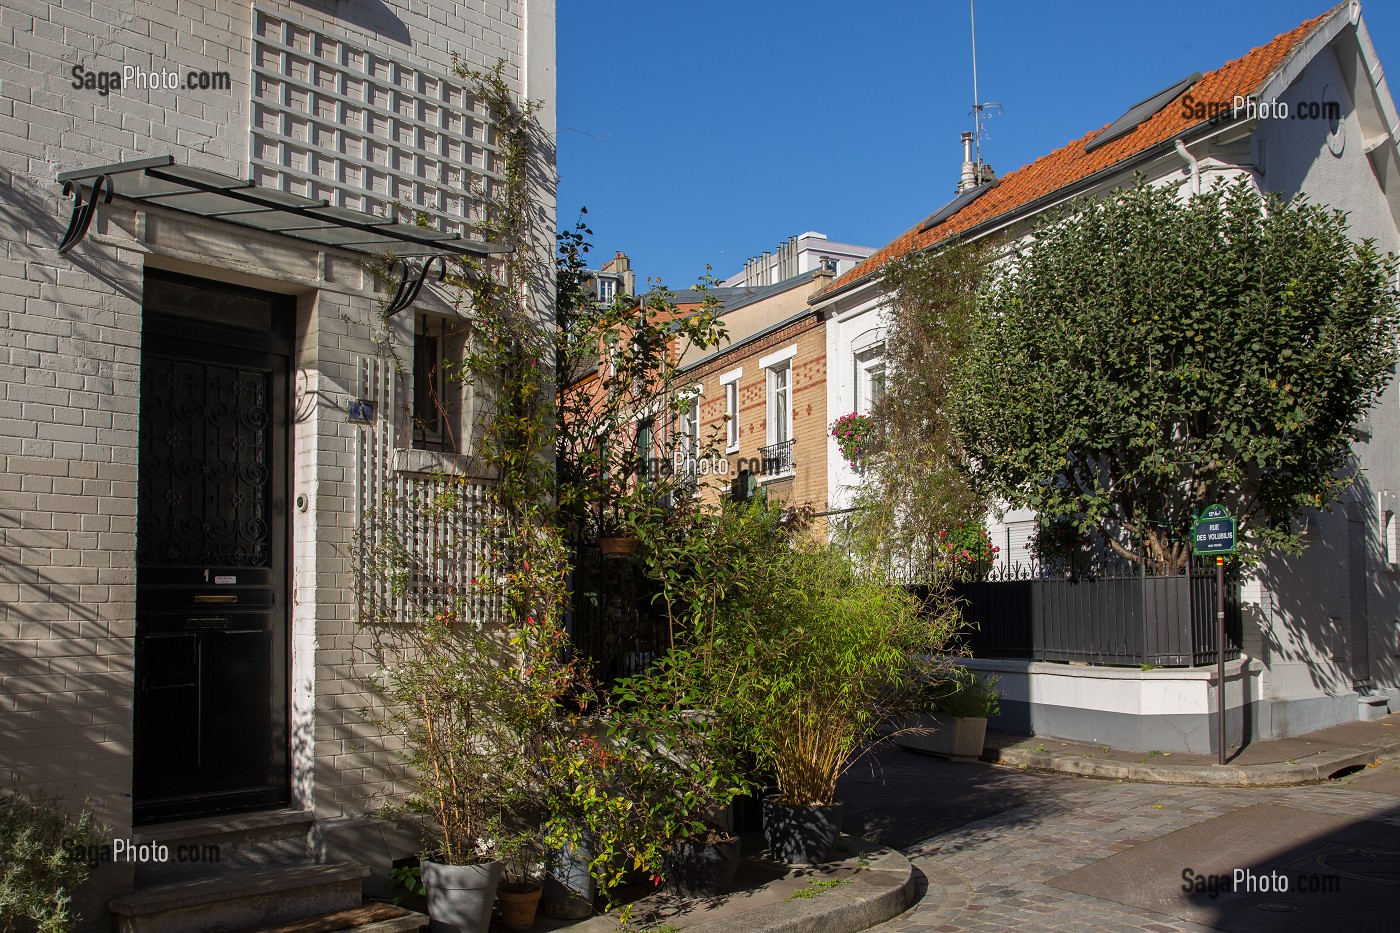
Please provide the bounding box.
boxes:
[134,271,292,823]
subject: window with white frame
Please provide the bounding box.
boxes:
[721,368,742,452]
[760,346,796,476]
[725,382,739,449]
[855,345,887,415]
[678,385,702,458]
[597,277,617,305]
[767,362,791,447]
[1386,509,1398,566]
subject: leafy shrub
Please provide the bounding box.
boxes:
[0,788,105,933]
[715,540,961,805]
[920,669,1001,718]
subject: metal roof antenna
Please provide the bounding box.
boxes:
[966,0,1003,190]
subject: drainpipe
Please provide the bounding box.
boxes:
[1174,138,1200,196]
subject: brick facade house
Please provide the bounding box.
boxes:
[678,269,834,520]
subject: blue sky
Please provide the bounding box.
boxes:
[556,1,1400,288]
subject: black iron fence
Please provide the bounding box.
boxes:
[942,555,1241,667]
[568,542,671,686]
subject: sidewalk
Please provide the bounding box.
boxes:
[985,711,1400,785]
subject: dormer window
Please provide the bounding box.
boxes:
[597,277,617,305]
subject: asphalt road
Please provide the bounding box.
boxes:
[840,746,1400,931]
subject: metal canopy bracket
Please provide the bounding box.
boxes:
[53,155,511,261]
[384,255,447,316]
[57,174,113,254]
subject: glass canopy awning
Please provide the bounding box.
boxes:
[55,155,511,260]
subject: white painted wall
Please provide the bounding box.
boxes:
[825,16,1400,735]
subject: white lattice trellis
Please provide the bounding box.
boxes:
[355,354,499,627]
[251,7,501,238]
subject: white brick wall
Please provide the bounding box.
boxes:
[0,2,553,924]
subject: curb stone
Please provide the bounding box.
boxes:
[989,733,1400,786]
[569,838,915,933]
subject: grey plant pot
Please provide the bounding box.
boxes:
[542,841,595,920]
[663,834,741,897]
[762,798,843,865]
[893,712,987,762]
[421,858,502,933]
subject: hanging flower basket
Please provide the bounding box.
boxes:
[829,412,876,471]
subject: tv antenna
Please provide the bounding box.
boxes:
[969,0,1003,175]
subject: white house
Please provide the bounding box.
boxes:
[0,1,554,928]
[818,1,1399,753]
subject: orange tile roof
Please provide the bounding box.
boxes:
[815,5,1339,301]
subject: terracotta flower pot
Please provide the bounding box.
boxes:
[496,881,543,931]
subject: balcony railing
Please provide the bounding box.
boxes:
[759,438,795,476]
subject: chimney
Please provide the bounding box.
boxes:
[601,251,635,295]
[958,131,979,193]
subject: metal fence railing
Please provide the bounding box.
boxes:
[946,555,1241,667]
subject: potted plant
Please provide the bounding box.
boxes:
[710,540,961,865]
[612,655,752,898]
[894,668,1001,762]
[830,411,877,472]
[542,662,752,907]
[596,504,641,558]
[494,833,545,931]
[369,605,576,933]
[372,612,507,933]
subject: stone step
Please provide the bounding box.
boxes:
[230,903,427,933]
[132,808,314,885]
[108,862,369,933]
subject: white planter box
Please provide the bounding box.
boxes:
[892,712,987,763]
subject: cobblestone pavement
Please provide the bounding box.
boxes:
[841,749,1400,932]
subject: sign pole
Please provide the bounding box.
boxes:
[1216,555,1225,766]
[1192,504,1236,767]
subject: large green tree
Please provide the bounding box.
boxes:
[953,177,1400,571]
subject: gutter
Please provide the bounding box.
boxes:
[1174,138,1201,195]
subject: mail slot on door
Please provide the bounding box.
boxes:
[139,609,273,635]
[144,587,275,610]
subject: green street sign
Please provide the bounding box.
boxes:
[1193,504,1236,555]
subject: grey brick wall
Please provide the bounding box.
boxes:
[0,2,553,923]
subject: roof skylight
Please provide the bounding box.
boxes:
[1085,72,1202,152]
